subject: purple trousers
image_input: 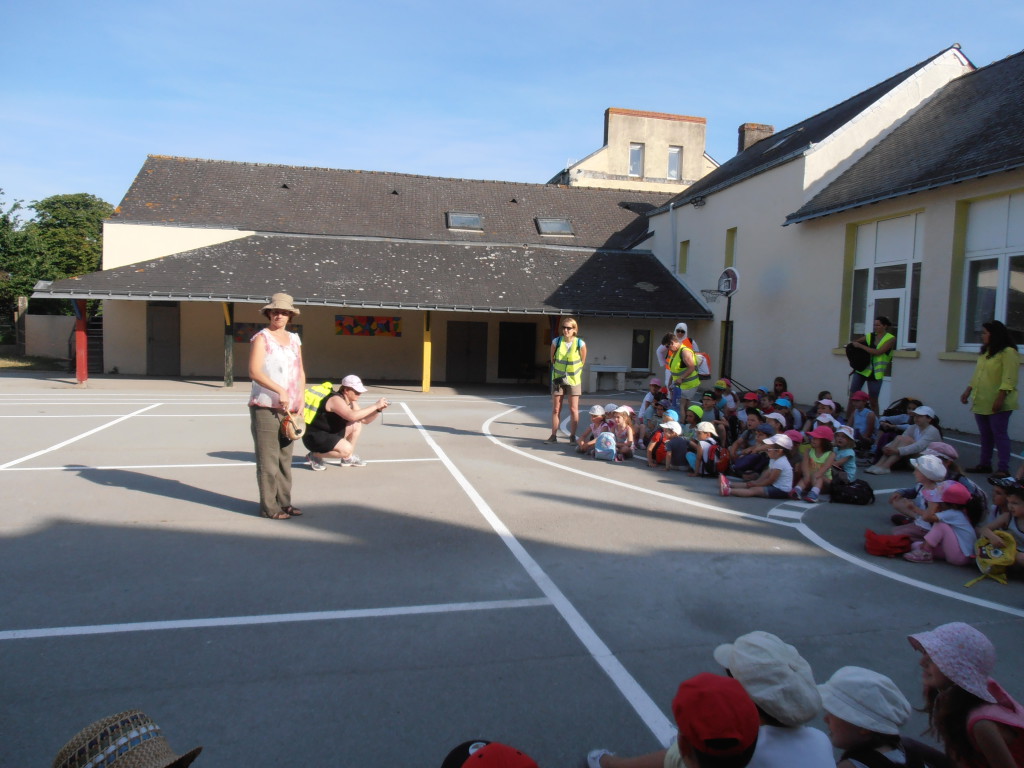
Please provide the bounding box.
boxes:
[975,410,1013,473]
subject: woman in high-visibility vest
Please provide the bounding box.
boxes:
[548,317,587,444]
[848,316,896,416]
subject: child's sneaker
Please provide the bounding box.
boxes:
[306,452,327,471]
[340,454,367,467]
[719,475,731,496]
[803,489,819,503]
[789,489,801,500]
[584,749,614,768]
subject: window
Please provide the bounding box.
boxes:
[848,213,923,350]
[446,212,482,230]
[536,217,574,236]
[677,240,689,273]
[629,143,645,177]
[724,227,737,268]
[667,146,682,181]
[960,193,1024,347]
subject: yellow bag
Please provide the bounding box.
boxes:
[965,530,1017,587]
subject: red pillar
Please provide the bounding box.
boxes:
[75,299,88,384]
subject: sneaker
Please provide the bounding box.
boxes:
[891,513,913,525]
[545,434,558,443]
[789,489,801,500]
[719,475,731,497]
[903,547,933,563]
[584,749,613,768]
[803,490,819,503]
[306,452,327,471]
[872,467,891,475]
[340,454,367,467]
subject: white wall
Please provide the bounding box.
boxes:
[25,315,75,359]
[104,222,254,269]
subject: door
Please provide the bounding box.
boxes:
[498,322,536,380]
[146,302,180,376]
[631,328,651,370]
[446,321,487,383]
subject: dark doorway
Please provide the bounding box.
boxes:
[446,321,487,382]
[631,328,651,370]
[498,322,536,380]
[147,302,180,376]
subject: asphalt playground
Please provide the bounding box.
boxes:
[1,372,1023,767]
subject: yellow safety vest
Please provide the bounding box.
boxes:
[669,346,700,390]
[856,332,895,380]
[552,338,584,386]
[303,382,334,424]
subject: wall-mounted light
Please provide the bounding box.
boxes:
[691,196,706,208]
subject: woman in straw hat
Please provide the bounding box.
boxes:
[52,709,201,768]
[248,292,306,519]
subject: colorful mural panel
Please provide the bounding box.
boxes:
[335,315,402,337]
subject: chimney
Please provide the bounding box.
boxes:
[738,123,774,153]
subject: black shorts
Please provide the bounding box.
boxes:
[302,428,343,453]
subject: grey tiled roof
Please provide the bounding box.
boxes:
[38,235,711,319]
[787,48,1024,224]
[113,155,672,250]
[649,47,958,215]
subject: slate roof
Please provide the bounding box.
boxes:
[37,234,711,319]
[649,47,959,214]
[113,155,671,251]
[787,48,1024,224]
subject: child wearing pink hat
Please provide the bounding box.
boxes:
[908,622,1024,767]
[903,482,986,565]
[791,426,836,503]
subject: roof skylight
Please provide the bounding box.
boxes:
[536,217,574,236]
[446,212,483,230]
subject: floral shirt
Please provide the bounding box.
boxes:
[248,328,303,411]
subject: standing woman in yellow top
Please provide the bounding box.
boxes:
[548,317,587,444]
[960,320,1020,478]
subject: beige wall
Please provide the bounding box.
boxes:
[651,159,1024,439]
[102,300,147,374]
[104,222,254,269]
[564,109,710,193]
[25,315,75,359]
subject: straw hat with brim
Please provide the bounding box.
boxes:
[261,292,300,316]
[53,710,202,768]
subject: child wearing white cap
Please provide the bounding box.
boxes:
[819,666,916,768]
[721,434,795,498]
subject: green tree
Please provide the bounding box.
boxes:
[0,191,113,320]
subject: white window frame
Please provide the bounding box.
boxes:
[667,146,682,181]
[959,192,1024,350]
[849,212,923,350]
[628,143,645,177]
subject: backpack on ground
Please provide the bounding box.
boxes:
[864,529,912,557]
[830,477,875,505]
[965,530,1017,587]
[593,432,617,461]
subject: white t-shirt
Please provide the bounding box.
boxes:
[769,455,794,493]
[663,724,833,768]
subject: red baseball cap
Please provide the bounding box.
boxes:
[672,673,760,758]
[441,741,539,768]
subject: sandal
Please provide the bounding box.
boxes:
[261,510,292,520]
[282,505,302,516]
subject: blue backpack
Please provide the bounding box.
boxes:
[593,432,617,461]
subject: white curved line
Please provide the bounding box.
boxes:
[484,406,1023,618]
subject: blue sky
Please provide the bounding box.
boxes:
[3,0,1023,207]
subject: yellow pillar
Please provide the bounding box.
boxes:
[421,311,432,392]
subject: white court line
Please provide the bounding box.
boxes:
[484,406,1024,621]
[402,401,677,746]
[484,406,785,527]
[0,597,551,641]
[0,404,162,470]
[796,523,1024,619]
[1,457,441,472]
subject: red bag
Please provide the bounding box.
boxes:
[864,529,912,557]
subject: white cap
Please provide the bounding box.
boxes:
[818,666,912,735]
[764,434,793,450]
[836,425,855,441]
[912,405,936,419]
[660,420,682,433]
[341,375,367,393]
[589,405,606,417]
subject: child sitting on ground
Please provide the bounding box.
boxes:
[847,391,877,454]
[791,426,835,503]
[679,404,703,442]
[818,666,918,768]
[612,406,635,461]
[890,454,950,542]
[730,408,766,464]
[903,481,979,565]
[577,405,609,455]
[663,421,692,471]
[832,425,858,482]
[647,419,675,468]
[720,434,794,498]
[687,422,720,477]
[976,479,1024,576]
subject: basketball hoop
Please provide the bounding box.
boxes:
[701,289,726,304]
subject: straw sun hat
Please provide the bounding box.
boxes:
[52,710,202,768]
[260,292,300,316]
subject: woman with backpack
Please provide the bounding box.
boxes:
[848,316,896,417]
[960,320,1020,478]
